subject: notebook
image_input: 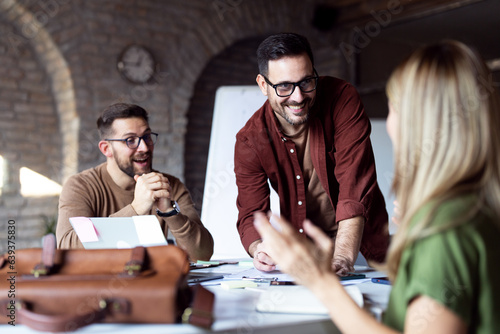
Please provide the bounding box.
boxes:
[69,215,168,249]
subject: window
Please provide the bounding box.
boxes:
[0,156,4,196]
[19,167,62,197]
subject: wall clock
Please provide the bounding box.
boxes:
[117,44,156,84]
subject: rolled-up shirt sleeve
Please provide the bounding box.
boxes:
[331,83,379,222]
[329,83,389,262]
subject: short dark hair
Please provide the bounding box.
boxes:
[97,103,149,138]
[256,33,314,76]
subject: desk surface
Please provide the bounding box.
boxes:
[1,263,391,334]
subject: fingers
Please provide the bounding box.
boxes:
[136,173,171,200]
[254,212,296,253]
[253,257,276,272]
[132,173,172,214]
[332,256,355,276]
[253,213,282,271]
[138,172,170,190]
[254,213,336,287]
[273,214,298,236]
[253,249,276,272]
[392,200,401,226]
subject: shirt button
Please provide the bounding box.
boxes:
[299,229,304,233]
[298,201,303,206]
[290,149,295,153]
[296,175,301,180]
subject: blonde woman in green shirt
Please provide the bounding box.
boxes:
[254,40,500,333]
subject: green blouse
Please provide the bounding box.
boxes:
[383,196,500,333]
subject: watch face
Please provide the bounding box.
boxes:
[117,45,156,84]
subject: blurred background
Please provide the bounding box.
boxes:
[1,0,499,251]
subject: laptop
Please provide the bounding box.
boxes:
[69,215,168,249]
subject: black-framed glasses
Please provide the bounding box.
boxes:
[263,69,319,97]
[105,132,158,149]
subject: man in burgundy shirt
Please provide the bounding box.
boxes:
[235,33,389,274]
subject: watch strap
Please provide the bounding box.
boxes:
[156,201,180,217]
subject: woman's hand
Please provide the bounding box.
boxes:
[253,212,334,287]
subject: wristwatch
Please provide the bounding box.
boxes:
[156,200,180,217]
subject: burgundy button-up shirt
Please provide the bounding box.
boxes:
[234,76,389,263]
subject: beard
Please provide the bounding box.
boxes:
[270,96,315,126]
[277,105,310,125]
[115,153,153,178]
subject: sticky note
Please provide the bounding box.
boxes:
[70,217,99,242]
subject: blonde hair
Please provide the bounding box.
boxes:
[385,40,500,280]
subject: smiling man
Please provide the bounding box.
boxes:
[56,103,213,261]
[235,33,389,274]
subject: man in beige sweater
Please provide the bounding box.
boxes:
[56,103,214,261]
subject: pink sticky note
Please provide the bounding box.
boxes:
[70,217,99,242]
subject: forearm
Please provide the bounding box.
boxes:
[109,204,138,217]
[248,239,262,257]
[166,213,214,261]
[310,272,398,334]
[334,216,364,265]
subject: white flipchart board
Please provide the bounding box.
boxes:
[201,86,395,260]
[201,86,272,259]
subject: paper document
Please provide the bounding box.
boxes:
[256,285,363,314]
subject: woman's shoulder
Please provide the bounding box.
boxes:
[411,195,500,259]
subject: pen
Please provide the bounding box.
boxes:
[242,276,278,282]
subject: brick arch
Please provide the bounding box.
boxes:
[184,36,262,211]
[0,0,78,182]
[183,0,325,212]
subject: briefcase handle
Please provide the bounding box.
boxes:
[14,298,130,332]
[10,286,214,332]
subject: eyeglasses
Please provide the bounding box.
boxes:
[262,69,319,97]
[105,132,158,149]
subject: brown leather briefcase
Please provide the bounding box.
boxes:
[0,234,214,332]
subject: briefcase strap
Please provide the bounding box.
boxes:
[183,285,215,329]
[31,234,57,277]
[121,246,146,277]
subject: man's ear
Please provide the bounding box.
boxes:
[98,140,113,158]
[256,74,269,97]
